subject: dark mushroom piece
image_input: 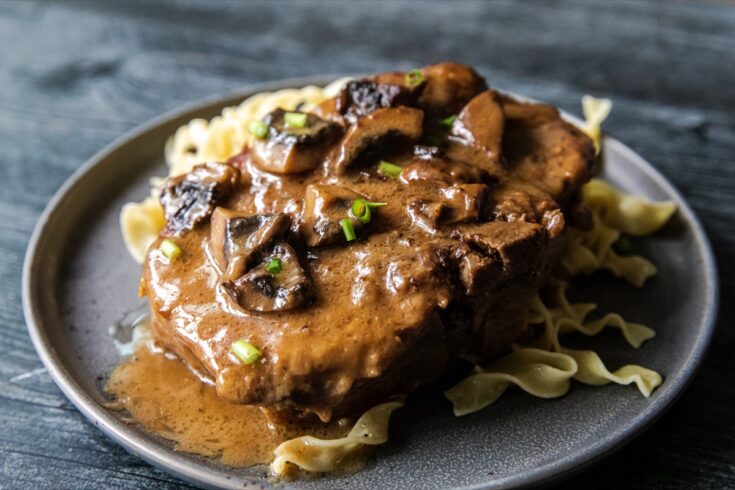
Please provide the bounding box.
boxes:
[501,95,559,124]
[501,95,596,203]
[416,62,488,117]
[335,74,426,123]
[450,89,505,159]
[332,107,424,174]
[160,162,240,236]
[299,184,372,247]
[221,243,312,312]
[210,207,291,280]
[251,109,338,175]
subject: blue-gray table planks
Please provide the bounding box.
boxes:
[1,1,733,488]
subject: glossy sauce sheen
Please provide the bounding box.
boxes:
[106,341,349,467]
[141,62,595,422]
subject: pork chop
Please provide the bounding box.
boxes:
[141,62,595,421]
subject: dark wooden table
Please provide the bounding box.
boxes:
[1,1,733,488]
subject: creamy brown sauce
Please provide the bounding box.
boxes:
[105,338,350,468]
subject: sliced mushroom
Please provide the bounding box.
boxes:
[221,243,312,312]
[400,156,490,186]
[299,184,371,247]
[501,95,559,124]
[336,76,425,123]
[332,107,424,174]
[210,208,291,280]
[251,109,338,175]
[450,89,505,160]
[501,95,595,203]
[417,62,488,117]
[160,162,240,236]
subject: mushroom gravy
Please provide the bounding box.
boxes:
[105,335,351,468]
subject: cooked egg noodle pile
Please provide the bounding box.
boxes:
[118,87,675,475]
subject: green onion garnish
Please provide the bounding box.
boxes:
[284,112,308,128]
[441,115,457,128]
[159,238,182,260]
[404,69,424,88]
[231,339,262,365]
[340,218,356,242]
[265,258,283,274]
[248,120,268,138]
[378,160,403,178]
[351,199,371,224]
[351,199,387,225]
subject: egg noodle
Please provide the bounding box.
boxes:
[118,82,675,476]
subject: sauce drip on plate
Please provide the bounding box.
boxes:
[105,340,350,468]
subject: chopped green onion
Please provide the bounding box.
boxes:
[265,258,283,274]
[159,238,182,260]
[378,160,402,178]
[351,199,387,225]
[248,120,268,138]
[351,199,371,224]
[340,218,356,242]
[404,69,424,88]
[230,339,262,365]
[284,112,308,128]
[441,115,457,128]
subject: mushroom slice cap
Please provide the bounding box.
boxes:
[221,243,312,312]
[451,89,505,160]
[336,76,425,122]
[160,162,240,236]
[332,107,424,174]
[210,208,292,280]
[417,62,488,116]
[251,109,338,175]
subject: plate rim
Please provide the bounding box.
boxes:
[22,76,720,490]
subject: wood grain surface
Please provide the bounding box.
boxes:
[1,1,733,488]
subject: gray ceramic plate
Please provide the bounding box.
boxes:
[23,77,718,490]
